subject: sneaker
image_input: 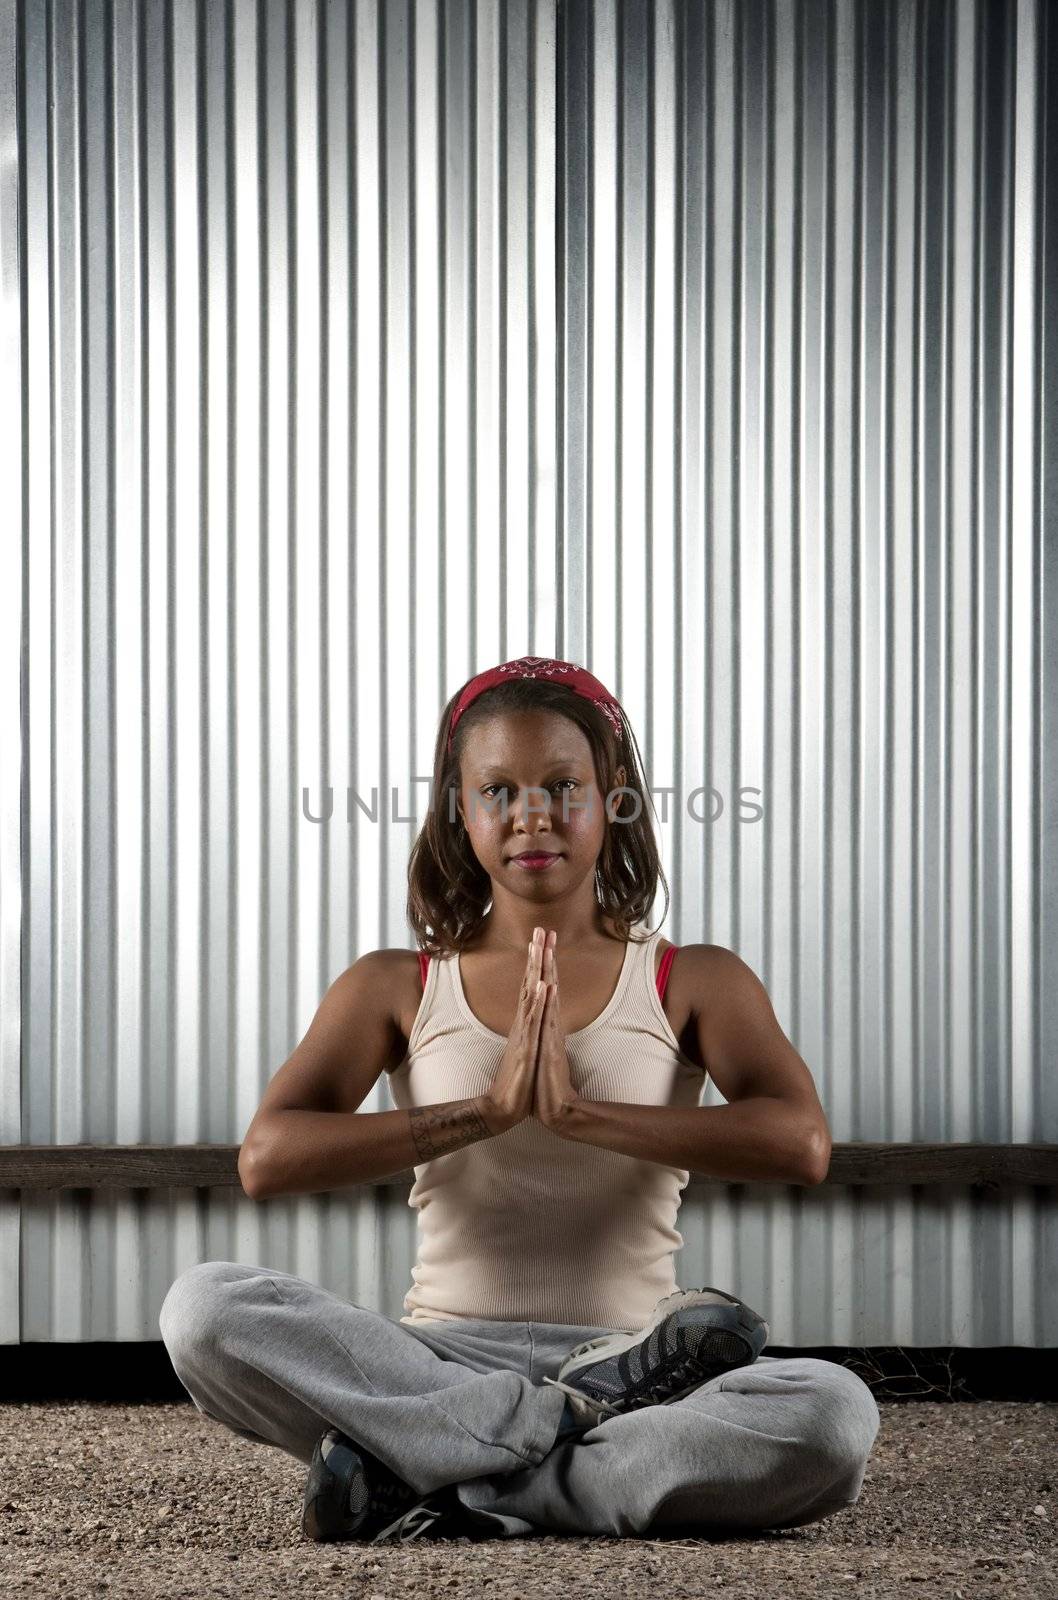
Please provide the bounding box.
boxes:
[301,1427,466,1544]
[543,1286,769,1431]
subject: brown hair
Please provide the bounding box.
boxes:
[405,675,670,956]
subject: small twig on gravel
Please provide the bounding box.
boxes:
[843,1348,973,1402]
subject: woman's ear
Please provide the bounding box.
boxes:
[605,767,628,822]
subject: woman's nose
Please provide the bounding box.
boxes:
[512,792,553,826]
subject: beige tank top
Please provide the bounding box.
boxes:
[388,923,706,1332]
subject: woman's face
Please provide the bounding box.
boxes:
[455,711,627,898]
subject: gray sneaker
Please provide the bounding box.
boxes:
[543,1286,769,1431]
[302,1427,467,1544]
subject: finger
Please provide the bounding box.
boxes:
[527,939,543,1001]
[530,984,549,1046]
[523,954,538,1006]
[527,983,545,1045]
[522,976,538,1020]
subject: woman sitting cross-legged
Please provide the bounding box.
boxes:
[159,656,880,1545]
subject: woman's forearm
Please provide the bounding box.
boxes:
[555,1095,826,1185]
[240,1098,496,1200]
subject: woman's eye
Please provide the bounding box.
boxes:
[480,780,577,797]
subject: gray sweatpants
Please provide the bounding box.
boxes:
[158,1260,881,1539]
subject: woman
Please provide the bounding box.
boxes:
[158,656,880,1544]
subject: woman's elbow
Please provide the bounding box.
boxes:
[237,1142,267,1200]
[803,1130,832,1185]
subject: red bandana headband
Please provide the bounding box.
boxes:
[448,656,624,753]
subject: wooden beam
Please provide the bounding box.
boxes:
[0,1143,1056,1191]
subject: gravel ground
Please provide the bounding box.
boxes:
[0,1398,1053,1600]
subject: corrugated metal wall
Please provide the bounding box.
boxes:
[557,0,1057,1352]
[4,0,1055,1346]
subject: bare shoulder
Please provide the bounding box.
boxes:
[662,943,786,1081]
[370,946,430,1054]
[330,947,422,1033]
[666,944,826,1146]
[668,943,770,1020]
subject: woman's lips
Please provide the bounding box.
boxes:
[511,853,561,871]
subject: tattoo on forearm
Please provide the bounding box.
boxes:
[409,1099,491,1161]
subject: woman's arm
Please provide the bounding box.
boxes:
[243,1099,498,1200]
[557,1096,824,1184]
[239,952,503,1200]
[554,945,831,1185]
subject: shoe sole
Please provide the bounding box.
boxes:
[556,1286,769,1399]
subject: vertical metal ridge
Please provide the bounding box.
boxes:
[642,0,653,756]
[497,0,509,650]
[374,0,388,945]
[1035,0,1056,1149]
[824,0,839,1126]
[1,0,25,1340]
[758,0,773,1000]
[222,0,239,1137]
[466,0,478,662]
[400,0,412,825]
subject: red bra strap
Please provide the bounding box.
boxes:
[418,951,430,991]
[656,944,678,1003]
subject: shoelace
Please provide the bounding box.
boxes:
[542,1374,625,1418]
[370,1499,448,1544]
[633,1353,707,1406]
[544,1351,710,1419]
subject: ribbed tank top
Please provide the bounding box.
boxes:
[389,925,705,1332]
